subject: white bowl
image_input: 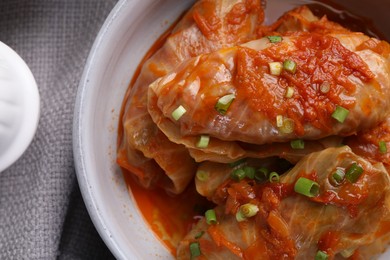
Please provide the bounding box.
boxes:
[0,42,39,172]
[73,1,196,258]
[73,0,390,259]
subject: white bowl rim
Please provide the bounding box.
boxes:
[73,0,129,259]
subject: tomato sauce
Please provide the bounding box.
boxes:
[235,33,374,136]
[318,230,341,256]
[124,173,212,255]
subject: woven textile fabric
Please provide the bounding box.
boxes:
[0,1,117,259]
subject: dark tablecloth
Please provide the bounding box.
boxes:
[0,1,117,259]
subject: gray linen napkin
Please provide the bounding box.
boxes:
[0,1,117,259]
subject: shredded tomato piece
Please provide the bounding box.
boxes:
[207,225,244,258]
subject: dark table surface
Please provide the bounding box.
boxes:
[0,1,117,259]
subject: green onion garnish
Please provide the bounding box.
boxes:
[269,172,280,183]
[189,242,201,258]
[279,118,295,134]
[269,62,283,76]
[243,166,256,179]
[340,248,356,258]
[205,209,217,225]
[320,82,330,93]
[331,106,349,123]
[255,167,269,182]
[215,94,235,115]
[379,141,387,153]
[172,105,186,121]
[345,163,363,183]
[231,168,246,181]
[330,168,345,186]
[229,158,246,168]
[290,139,305,149]
[196,135,209,148]
[315,250,328,260]
[236,203,259,222]
[285,86,294,98]
[267,35,283,43]
[194,231,205,239]
[283,59,297,74]
[276,115,284,127]
[196,170,209,182]
[294,177,320,197]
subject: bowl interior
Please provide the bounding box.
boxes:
[74,0,390,259]
[74,0,195,258]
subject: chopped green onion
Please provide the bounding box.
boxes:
[196,170,209,182]
[294,177,320,197]
[269,62,283,76]
[236,211,246,222]
[231,168,246,181]
[196,135,209,148]
[236,203,259,222]
[330,168,345,186]
[332,106,349,123]
[229,158,246,168]
[290,139,305,149]
[215,94,235,115]
[285,86,294,98]
[283,59,297,74]
[279,118,295,134]
[340,248,356,258]
[255,167,269,182]
[189,242,201,258]
[194,231,205,239]
[205,209,217,225]
[276,115,284,127]
[345,163,363,183]
[243,166,256,179]
[172,105,186,121]
[269,172,280,183]
[315,250,328,260]
[379,141,387,153]
[267,35,283,43]
[320,82,330,93]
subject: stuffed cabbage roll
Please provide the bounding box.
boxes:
[177,146,390,259]
[179,11,349,163]
[118,0,265,193]
[148,31,390,154]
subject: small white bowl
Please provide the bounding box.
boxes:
[73,0,390,259]
[0,42,39,172]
